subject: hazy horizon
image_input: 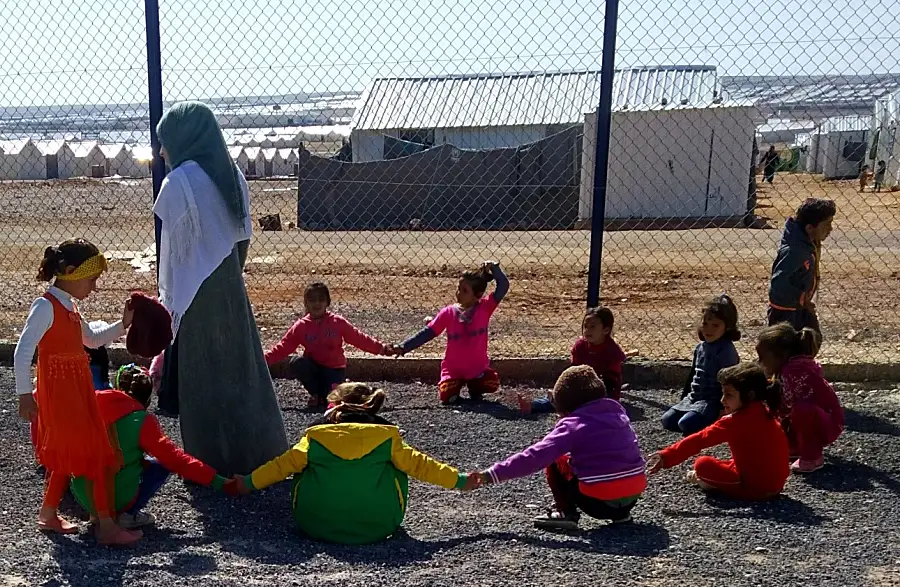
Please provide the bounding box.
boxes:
[0,0,897,108]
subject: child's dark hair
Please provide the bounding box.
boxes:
[326,382,386,423]
[115,364,153,407]
[584,306,614,330]
[461,266,494,298]
[551,365,607,414]
[37,238,100,282]
[756,322,821,361]
[699,294,741,341]
[795,198,836,229]
[304,282,331,305]
[717,362,781,417]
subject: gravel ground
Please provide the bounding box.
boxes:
[1,369,900,586]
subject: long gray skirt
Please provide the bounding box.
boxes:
[162,242,289,475]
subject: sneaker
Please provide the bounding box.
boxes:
[533,510,579,531]
[790,457,824,474]
[117,511,156,529]
[610,514,633,524]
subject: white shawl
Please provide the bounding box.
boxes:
[153,161,252,337]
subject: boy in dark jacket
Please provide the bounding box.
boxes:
[767,198,836,335]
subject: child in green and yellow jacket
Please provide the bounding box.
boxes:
[233,382,472,544]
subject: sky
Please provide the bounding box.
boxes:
[0,0,897,107]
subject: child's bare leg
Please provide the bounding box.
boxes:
[38,471,78,534]
[90,476,142,545]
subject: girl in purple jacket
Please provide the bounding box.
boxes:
[471,365,646,530]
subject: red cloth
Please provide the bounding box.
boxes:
[571,338,626,400]
[34,294,117,480]
[660,401,789,497]
[785,403,843,461]
[265,311,387,369]
[126,292,173,359]
[693,456,780,500]
[779,356,844,459]
[553,454,646,500]
[438,369,500,402]
[96,389,216,485]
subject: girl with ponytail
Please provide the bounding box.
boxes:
[756,323,844,474]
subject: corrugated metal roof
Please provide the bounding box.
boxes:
[816,115,872,133]
[352,67,721,130]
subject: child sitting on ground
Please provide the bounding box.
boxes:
[70,364,229,529]
[232,382,474,544]
[768,198,836,334]
[647,363,789,500]
[265,282,393,409]
[662,295,741,435]
[756,323,844,474]
[472,365,645,530]
[395,261,509,405]
[520,306,626,413]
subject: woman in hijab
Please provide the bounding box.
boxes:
[154,102,288,475]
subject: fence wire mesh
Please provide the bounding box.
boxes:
[0,0,898,364]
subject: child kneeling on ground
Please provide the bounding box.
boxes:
[648,363,789,500]
[472,365,646,530]
[70,365,229,529]
[232,383,474,544]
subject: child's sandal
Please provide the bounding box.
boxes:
[533,508,579,530]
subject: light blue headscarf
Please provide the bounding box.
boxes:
[157,101,246,221]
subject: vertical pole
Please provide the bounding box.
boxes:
[586,0,620,308]
[145,0,165,281]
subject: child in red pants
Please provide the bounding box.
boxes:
[648,363,789,500]
[756,323,844,473]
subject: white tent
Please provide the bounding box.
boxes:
[99,144,132,177]
[275,148,298,176]
[34,140,75,179]
[0,139,46,180]
[70,142,106,177]
[242,147,265,177]
[122,145,152,178]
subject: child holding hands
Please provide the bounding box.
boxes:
[471,365,646,530]
[396,261,509,405]
[648,363,789,500]
[265,282,393,409]
[230,383,474,544]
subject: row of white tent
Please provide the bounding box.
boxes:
[0,139,302,181]
[0,140,153,180]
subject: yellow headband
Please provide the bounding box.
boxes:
[55,254,108,281]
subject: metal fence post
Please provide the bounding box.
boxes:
[586,0,620,309]
[145,0,165,279]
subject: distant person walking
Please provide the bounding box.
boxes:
[760,146,780,185]
[154,101,288,475]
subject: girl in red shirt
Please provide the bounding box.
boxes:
[647,363,789,500]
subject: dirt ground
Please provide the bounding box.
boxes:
[0,172,897,363]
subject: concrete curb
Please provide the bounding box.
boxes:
[1,341,897,386]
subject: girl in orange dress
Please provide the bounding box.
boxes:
[14,239,140,545]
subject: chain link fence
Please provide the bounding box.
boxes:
[1,0,898,364]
